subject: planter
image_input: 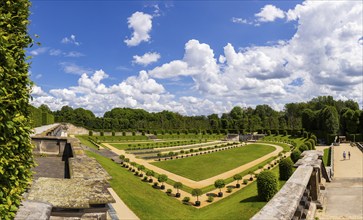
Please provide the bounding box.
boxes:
[139,174,143,177]
[149,178,153,183]
[160,185,165,190]
[195,201,201,206]
[175,193,181,198]
[249,177,253,181]
[218,192,223,197]
[236,183,240,188]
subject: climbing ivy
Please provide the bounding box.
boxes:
[0,0,34,218]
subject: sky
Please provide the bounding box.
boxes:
[28,0,363,116]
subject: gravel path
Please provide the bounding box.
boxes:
[317,143,363,220]
[102,142,287,208]
[103,142,283,188]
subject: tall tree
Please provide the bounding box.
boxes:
[321,106,340,134]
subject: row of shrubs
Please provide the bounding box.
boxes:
[90,129,229,136]
[125,139,209,151]
[156,142,240,158]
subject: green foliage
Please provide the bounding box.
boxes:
[291,149,301,163]
[207,195,214,202]
[298,144,308,152]
[233,174,242,184]
[173,182,183,193]
[257,171,279,201]
[214,179,225,192]
[157,174,168,186]
[89,130,93,136]
[182,197,190,203]
[191,188,203,201]
[0,0,34,217]
[304,141,312,150]
[29,105,54,127]
[279,158,294,180]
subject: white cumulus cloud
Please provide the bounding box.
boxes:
[133,52,160,66]
[124,11,153,46]
[255,4,285,22]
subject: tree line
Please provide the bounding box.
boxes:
[33,96,363,142]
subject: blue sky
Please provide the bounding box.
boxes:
[28,0,363,116]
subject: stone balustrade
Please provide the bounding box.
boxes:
[252,150,328,220]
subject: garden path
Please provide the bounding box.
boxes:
[316,143,363,219]
[107,188,140,220]
[103,143,283,188]
[102,142,288,208]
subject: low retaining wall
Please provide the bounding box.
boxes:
[252,150,327,220]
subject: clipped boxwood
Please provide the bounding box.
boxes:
[279,158,294,180]
[298,144,308,152]
[257,170,279,202]
[291,149,301,163]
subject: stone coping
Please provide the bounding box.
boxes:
[251,166,313,220]
[31,136,68,141]
[15,200,52,220]
[27,177,115,209]
[69,156,112,180]
[295,150,323,168]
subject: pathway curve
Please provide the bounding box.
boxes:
[317,143,363,220]
[103,143,283,188]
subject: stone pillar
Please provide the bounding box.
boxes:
[309,169,320,201]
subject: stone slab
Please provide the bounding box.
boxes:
[15,200,52,220]
[27,177,115,209]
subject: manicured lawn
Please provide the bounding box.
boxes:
[151,144,275,181]
[86,150,286,220]
[261,135,307,150]
[76,135,98,149]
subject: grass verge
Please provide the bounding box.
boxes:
[86,150,286,219]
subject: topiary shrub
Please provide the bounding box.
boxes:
[207,195,214,202]
[257,170,279,202]
[279,158,294,180]
[100,131,104,136]
[291,149,301,163]
[182,197,190,204]
[89,130,93,136]
[298,144,308,152]
[304,141,312,150]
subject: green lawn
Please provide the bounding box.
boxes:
[323,148,331,166]
[151,144,275,181]
[76,135,99,149]
[86,150,286,220]
[261,135,307,150]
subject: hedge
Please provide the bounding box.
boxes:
[257,170,279,202]
[0,0,34,218]
[279,158,294,180]
[291,149,301,163]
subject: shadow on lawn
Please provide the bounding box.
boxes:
[239,195,259,203]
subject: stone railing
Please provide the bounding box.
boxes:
[252,150,328,220]
[356,142,363,152]
[16,137,115,219]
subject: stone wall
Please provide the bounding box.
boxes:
[252,150,328,220]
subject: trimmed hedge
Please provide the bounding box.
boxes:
[0,0,34,217]
[257,170,279,202]
[279,158,294,180]
[291,149,301,163]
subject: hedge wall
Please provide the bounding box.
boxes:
[0,0,34,218]
[29,105,54,127]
